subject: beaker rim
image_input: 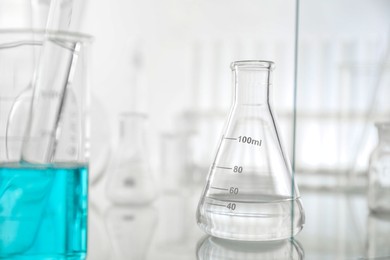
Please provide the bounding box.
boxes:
[231,60,275,70]
[0,29,93,44]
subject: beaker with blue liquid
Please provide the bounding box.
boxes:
[0,30,91,259]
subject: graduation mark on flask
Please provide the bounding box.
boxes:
[205,201,237,211]
[213,165,244,173]
[210,186,228,191]
[210,186,240,195]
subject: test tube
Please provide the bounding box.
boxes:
[21,38,81,163]
[21,0,85,163]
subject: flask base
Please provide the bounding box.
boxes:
[197,196,305,241]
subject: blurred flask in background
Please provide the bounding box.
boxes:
[105,206,157,260]
[89,95,111,186]
[106,112,156,205]
[178,111,225,188]
[88,203,110,260]
[366,211,390,258]
[368,122,390,213]
[160,132,191,193]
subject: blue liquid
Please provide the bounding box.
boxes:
[0,163,88,259]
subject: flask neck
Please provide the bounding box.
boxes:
[232,65,273,106]
[118,113,147,143]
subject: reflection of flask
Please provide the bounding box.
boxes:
[368,122,390,213]
[197,61,305,241]
[106,113,156,205]
[105,206,157,260]
[197,236,304,260]
[88,203,111,260]
[154,194,190,250]
[366,212,390,258]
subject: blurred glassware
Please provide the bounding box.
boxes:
[368,122,390,213]
[153,194,191,251]
[0,0,86,31]
[88,202,111,260]
[30,0,87,32]
[296,1,390,191]
[197,236,304,260]
[160,132,190,193]
[105,205,157,260]
[89,95,111,186]
[366,211,390,259]
[178,110,225,187]
[106,112,156,205]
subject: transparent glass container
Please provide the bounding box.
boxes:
[196,60,305,241]
[366,211,390,258]
[105,205,157,260]
[368,122,390,213]
[0,30,91,259]
[106,112,156,205]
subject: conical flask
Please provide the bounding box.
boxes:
[196,60,305,241]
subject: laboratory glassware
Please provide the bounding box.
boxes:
[196,236,304,260]
[106,112,156,205]
[105,206,157,260]
[21,34,82,163]
[154,194,192,249]
[0,30,91,259]
[88,203,111,260]
[89,95,111,185]
[368,122,390,213]
[21,0,86,164]
[197,60,305,241]
[366,211,390,258]
[178,110,226,187]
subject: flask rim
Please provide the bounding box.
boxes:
[0,29,93,44]
[231,60,275,71]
